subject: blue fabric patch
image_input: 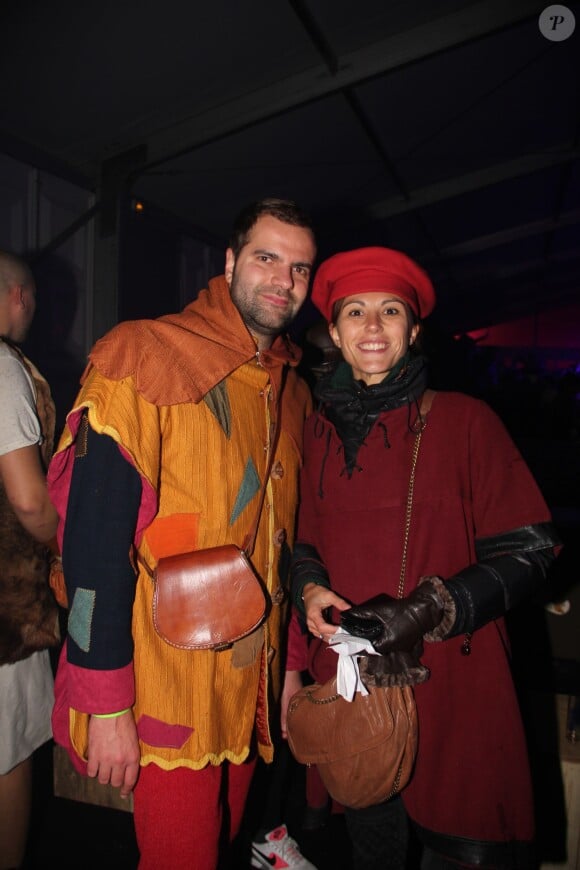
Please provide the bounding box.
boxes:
[68,587,96,653]
[230,457,261,526]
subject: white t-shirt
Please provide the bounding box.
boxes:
[0,341,42,455]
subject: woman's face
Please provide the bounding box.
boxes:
[329,292,419,386]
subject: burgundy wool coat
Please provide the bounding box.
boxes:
[295,390,552,845]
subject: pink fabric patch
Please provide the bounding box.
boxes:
[137,714,193,749]
[51,645,86,772]
[47,409,84,552]
[47,406,158,551]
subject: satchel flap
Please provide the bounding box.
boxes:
[287,679,413,765]
[153,544,267,650]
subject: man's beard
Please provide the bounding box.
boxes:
[230,277,295,339]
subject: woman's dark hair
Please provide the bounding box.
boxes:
[229,198,315,257]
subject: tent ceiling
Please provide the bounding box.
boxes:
[1,0,579,334]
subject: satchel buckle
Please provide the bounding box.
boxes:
[213,641,234,652]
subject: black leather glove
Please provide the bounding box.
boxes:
[346,581,445,657]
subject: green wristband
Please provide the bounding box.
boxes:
[92,708,130,719]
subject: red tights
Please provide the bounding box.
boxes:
[133,759,256,870]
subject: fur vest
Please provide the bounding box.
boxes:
[0,341,59,665]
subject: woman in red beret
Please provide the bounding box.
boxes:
[288,246,559,869]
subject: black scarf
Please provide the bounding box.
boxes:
[314,353,429,476]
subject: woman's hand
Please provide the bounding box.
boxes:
[302,582,350,641]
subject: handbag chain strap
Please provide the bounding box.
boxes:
[396,388,434,598]
[303,390,434,707]
[397,425,423,599]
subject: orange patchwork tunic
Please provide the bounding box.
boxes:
[48,276,311,772]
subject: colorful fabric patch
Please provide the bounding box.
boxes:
[230,457,261,526]
[144,513,200,560]
[203,381,231,437]
[137,714,193,749]
[231,626,264,669]
[68,587,96,653]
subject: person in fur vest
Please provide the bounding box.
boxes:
[0,250,59,870]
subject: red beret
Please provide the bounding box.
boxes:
[311,246,436,321]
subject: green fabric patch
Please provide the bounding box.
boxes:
[203,381,231,438]
[230,457,261,526]
[68,587,96,653]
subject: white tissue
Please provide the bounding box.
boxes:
[327,627,380,701]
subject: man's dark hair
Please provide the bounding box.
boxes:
[229,197,315,257]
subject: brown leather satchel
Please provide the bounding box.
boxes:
[153,544,266,650]
[286,679,418,809]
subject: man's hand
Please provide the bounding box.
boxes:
[87,710,141,799]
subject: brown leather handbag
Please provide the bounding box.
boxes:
[286,679,418,809]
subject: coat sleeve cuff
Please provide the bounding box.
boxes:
[67,658,135,714]
[421,575,457,642]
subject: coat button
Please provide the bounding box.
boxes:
[273,529,287,547]
[271,586,285,605]
[271,460,284,479]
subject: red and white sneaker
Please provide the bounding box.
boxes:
[250,824,318,869]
